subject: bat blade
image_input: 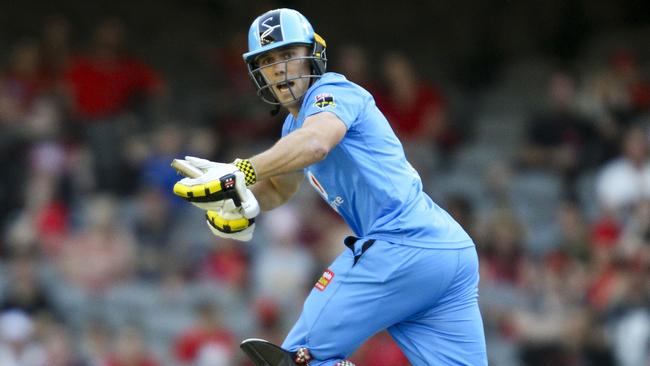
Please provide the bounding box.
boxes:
[240,338,296,366]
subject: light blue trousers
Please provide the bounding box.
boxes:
[282,238,487,366]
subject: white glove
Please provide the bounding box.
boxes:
[206,199,256,242]
[173,156,260,219]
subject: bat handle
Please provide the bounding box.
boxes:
[171,159,203,178]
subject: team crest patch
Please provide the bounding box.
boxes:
[258,11,283,46]
[314,269,335,291]
[314,93,336,109]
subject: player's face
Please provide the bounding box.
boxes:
[256,46,312,106]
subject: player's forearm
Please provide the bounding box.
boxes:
[249,177,295,211]
[249,128,328,181]
[249,180,283,211]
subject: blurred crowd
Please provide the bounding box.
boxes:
[0,10,649,366]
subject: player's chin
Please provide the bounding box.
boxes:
[277,91,305,107]
[279,97,302,108]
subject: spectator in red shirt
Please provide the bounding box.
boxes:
[375,51,457,151]
[200,239,250,290]
[173,302,236,366]
[63,16,163,121]
[62,16,164,193]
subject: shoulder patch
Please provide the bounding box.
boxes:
[314,93,336,109]
[314,269,335,291]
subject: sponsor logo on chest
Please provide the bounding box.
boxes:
[307,171,344,212]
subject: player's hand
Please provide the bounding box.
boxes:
[173,156,260,219]
[205,200,256,242]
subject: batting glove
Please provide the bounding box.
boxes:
[173,156,259,219]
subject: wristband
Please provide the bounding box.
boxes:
[234,159,257,186]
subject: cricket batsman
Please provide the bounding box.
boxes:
[172,8,487,366]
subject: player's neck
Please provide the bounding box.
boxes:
[288,105,300,117]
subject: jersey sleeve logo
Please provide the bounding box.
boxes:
[314,93,336,109]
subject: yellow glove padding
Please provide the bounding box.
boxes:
[206,210,254,233]
[173,157,256,202]
[174,173,240,201]
[172,156,242,200]
[205,210,256,242]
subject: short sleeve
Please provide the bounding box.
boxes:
[302,81,366,129]
[281,114,295,137]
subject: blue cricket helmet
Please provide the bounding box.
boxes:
[243,8,327,105]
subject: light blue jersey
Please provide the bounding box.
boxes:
[282,72,472,248]
[281,73,486,366]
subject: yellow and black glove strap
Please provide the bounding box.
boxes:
[234,159,257,186]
